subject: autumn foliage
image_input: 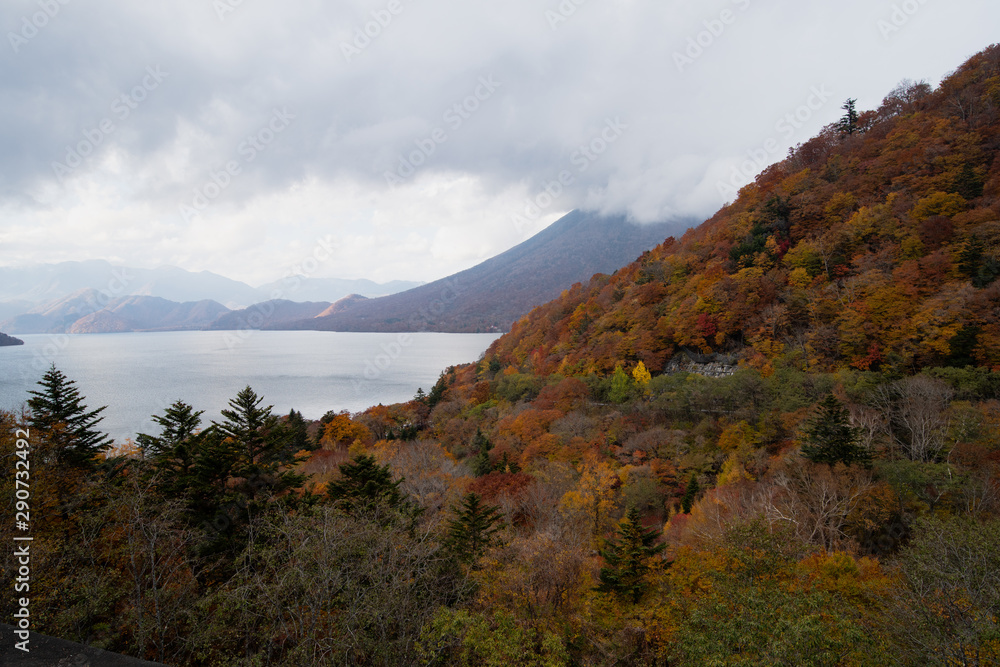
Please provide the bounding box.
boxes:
[491,45,1000,377]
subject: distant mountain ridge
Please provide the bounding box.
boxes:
[0,261,422,313]
[2,212,686,335]
[68,296,231,334]
[1,290,232,334]
[274,210,686,333]
[205,300,332,331]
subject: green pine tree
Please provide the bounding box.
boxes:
[959,235,984,279]
[954,162,984,200]
[27,365,112,470]
[596,507,665,603]
[838,98,859,136]
[609,365,631,404]
[327,454,409,513]
[799,394,870,467]
[681,473,700,514]
[496,451,521,474]
[444,493,504,565]
[471,428,494,477]
[213,386,307,505]
[137,400,207,500]
[427,369,452,410]
[286,408,313,451]
[137,400,204,459]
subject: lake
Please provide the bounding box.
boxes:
[0,331,500,443]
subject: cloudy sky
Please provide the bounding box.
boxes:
[0,0,997,286]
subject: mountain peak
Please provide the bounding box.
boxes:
[278,210,689,333]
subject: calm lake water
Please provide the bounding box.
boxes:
[0,331,500,443]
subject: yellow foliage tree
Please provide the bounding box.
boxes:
[717,421,757,452]
[320,412,372,450]
[558,460,621,544]
[632,361,652,387]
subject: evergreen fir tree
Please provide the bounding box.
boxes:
[444,492,504,565]
[596,507,665,603]
[799,394,870,467]
[681,473,700,514]
[27,365,112,469]
[496,451,521,474]
[286,408,312,451]
[137,400,208,500]
[471,428,494,477]
[327,454,408,513]
[959,235,984,279]
[838,98,859,135]
[426,370,450,410]
[959,235,1000,288]
[136,400,204,459]
[954,162,984,200]
[213,386,306,504]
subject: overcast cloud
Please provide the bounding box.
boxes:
[0,0,996,285]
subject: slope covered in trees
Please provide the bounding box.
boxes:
[491,45,1000,377]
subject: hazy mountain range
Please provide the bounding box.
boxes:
[0,211,682,335]
[0,261,422,312]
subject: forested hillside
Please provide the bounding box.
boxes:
[3,46,1000,667]
[493,45,1000,377]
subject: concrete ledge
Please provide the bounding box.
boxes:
[0,624,167,666]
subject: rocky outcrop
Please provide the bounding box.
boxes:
[663,351,738,378]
